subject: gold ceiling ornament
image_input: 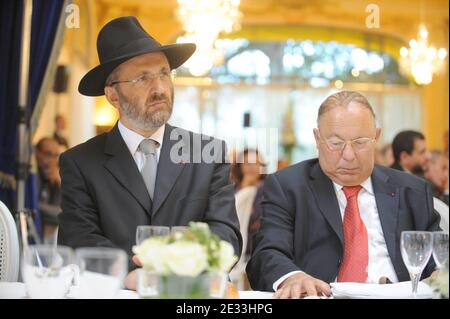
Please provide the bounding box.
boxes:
[176,0,242,76]
[399,25,447,85]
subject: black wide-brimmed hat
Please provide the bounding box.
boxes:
[78,16,196,96]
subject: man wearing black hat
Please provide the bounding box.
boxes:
[57,16,242,286]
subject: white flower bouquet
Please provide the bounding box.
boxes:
[132,222,238,298]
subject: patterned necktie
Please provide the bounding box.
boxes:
[337,185,369,282]
[139,139,159,200]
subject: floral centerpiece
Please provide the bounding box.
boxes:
[426,259,449,299]
[132,222,238,298]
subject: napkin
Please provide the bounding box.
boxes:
[238,290,274,299]
[330,281,434,299]
[0,282,27,299]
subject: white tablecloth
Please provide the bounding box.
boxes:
[1,281,437,299]
[0,282,273,299]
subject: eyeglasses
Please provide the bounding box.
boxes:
[109,69,175,88]
[319,135,375,152]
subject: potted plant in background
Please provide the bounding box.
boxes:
[133,222,237,299]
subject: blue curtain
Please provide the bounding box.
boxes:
[0,0,65,236]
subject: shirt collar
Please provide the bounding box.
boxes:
[118,121,165,156]
[332,176,374,195]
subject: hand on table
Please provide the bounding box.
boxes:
[124,255,142,290]
[273,272,331,299]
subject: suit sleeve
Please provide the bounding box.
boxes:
[246,173,302,291]
[204,140,242,260]
[57,152,117,250]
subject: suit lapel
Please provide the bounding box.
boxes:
[372,167,400,272]
[310,163,344,246]
[103,124,152,214]
[152,124,186,216]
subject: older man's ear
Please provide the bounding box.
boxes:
[104,86,120,109]
[375,127,382,140]
[313,128,320,148]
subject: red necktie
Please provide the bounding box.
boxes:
[337,185,368,282]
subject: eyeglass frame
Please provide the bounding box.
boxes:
[108,68,176,87]
[317,132,376,153]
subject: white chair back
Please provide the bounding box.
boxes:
[0,201,20,282]
[433,197,449,233]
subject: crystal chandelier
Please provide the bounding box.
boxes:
[176,0,242,76]
[399,25,447,85]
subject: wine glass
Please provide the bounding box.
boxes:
[75,247,127,298]
[432,231,449,269]
[401,231,433,298]
[135,225,170,245]
[21,245,74,299]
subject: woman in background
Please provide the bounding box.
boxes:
[230,149,266,289]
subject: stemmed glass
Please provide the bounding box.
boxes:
[432,231,449,269]
[401,231,433,298]
[135,225,170,245]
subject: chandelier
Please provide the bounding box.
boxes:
[399,25,447,85]
[176,0,242,76]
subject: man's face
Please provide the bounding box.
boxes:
[106,52,174,132]
[314,102,380,186]
[402,138,431,174]
[425,155,449,191]
[36,139,60,172]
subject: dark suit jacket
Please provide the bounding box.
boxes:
[58,123,242,268]
[247,159,440,291]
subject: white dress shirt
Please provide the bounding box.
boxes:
[118,121,165,171]
[273,177,398,291]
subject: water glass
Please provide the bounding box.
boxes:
[432,231,449,269]
[136,269,159,298]
[136,225,170,245]
[401,231,433,298]
[75,247,127,298]
[170,226,188,236]
[21,245,74,299]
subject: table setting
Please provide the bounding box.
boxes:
[0,228,447,299]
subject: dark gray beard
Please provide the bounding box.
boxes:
[117,89,173,131]
[120,102,172,131]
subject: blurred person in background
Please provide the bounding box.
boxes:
[35,137,62,242]
[375,143,394,167]
[230,149,266,289]
[391,130,431,178]
[425,150,449,206]
[53,114,69,149]
[277,158,290,171]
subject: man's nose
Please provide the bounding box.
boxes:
[341,142,356,161]
[148,77,166,95]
